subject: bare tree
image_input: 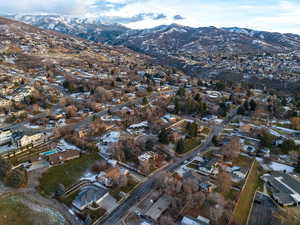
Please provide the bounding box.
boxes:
[217,170,232,194]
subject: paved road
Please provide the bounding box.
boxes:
[99,109,236,225]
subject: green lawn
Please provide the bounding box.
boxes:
[232,155,252,169]
[180,137,202,154]
[232,160,260,225]
[38,152,101,196]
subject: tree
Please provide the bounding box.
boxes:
[249,99,257,111]
[145,139,154,152]
[142,96,148,105]
[175,139,185,154]
[222,137,241,159]
[237,106,245,115]
[5,169,27,188]
[259,129,275,148]
[158,128,169,144]
[295,156,300,173]
[280,139,298,154]
[91,160,108,173]
[212,136,219,146]
[0,157,11,180]
[176,87,186,97]
[186,122,198,137]
[217,170,232,194]
[55,184,66,197]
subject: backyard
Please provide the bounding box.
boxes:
[231,160,261,225]
[38,152,101,196]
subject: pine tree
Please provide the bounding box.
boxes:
[176,139,185,154]
[158,128,169,144]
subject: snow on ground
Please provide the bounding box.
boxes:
[256,157,294,172]
[272,126,300,134]
[24,123,41,129]
[80,171,98,182]
[57,139,80,151]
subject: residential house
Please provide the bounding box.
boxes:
[0,129,13,145]
[261,172,300,206]
[48,150,80,165]
[181,216,211,225]
[144,195,172,222]
[198,158,219,176]
[15,132,48,148]
[72,185,108,211]
[0,96,11,108]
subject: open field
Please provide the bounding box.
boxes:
[0,193,66,225]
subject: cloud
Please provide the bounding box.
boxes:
[173,15,184,20]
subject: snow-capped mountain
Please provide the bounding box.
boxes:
[113,24,300,56]
[4,14,300,62]
[4,14,129,43]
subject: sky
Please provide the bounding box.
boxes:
[1,0,300,34]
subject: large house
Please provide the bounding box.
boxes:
[0,128,13,145]
[48,150,80,165]
[261,172,300,206]
[198,158,219,176]
[72,185,109,211]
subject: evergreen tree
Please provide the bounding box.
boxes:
[142,97,148,105]
[0,157,11,180]
[176,139,185,154]
[249,99,257,111]
[176,87,186,97]
[158,128,169,144]
[295,156,300,173]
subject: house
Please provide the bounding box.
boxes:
[15,132,48,147]
[48,150,80,165]
[261,172,300,206]
[144,195,172,222]
[97,167,129,187]
[72,185,108,211]
[198,158,218,176]
[181,216,210,225]
[127,121,149,135]
[77,128,89,138]
[0,96,11,108]
[0,129,13,145]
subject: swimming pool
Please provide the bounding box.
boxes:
[40,149,59,156]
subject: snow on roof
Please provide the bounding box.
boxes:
[101,131,120,143]
[128,121,149,129]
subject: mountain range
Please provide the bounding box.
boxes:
[5,14,300,56]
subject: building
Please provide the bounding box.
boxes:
[261,172,300,206]
[0,129,13,145]
[0,96,11,108]
[144,195,172,222]
[181,216,210,225]
[198,158,218,176]
[48,150,80,165]
[72,185,108,211]
[15,132,48,147]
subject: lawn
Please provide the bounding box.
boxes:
[0,194,65,225]
[180,137,203,154]
[109,176,139,202]
[232,155,252,169]
[38,152,101,196]
[232,160,260,225]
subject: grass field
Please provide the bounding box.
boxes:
[38,152,101,196]
[232,160,260,225]
[0,194,65,225]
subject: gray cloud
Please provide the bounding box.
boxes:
[101,13,167,24]
[173,15,184,20]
